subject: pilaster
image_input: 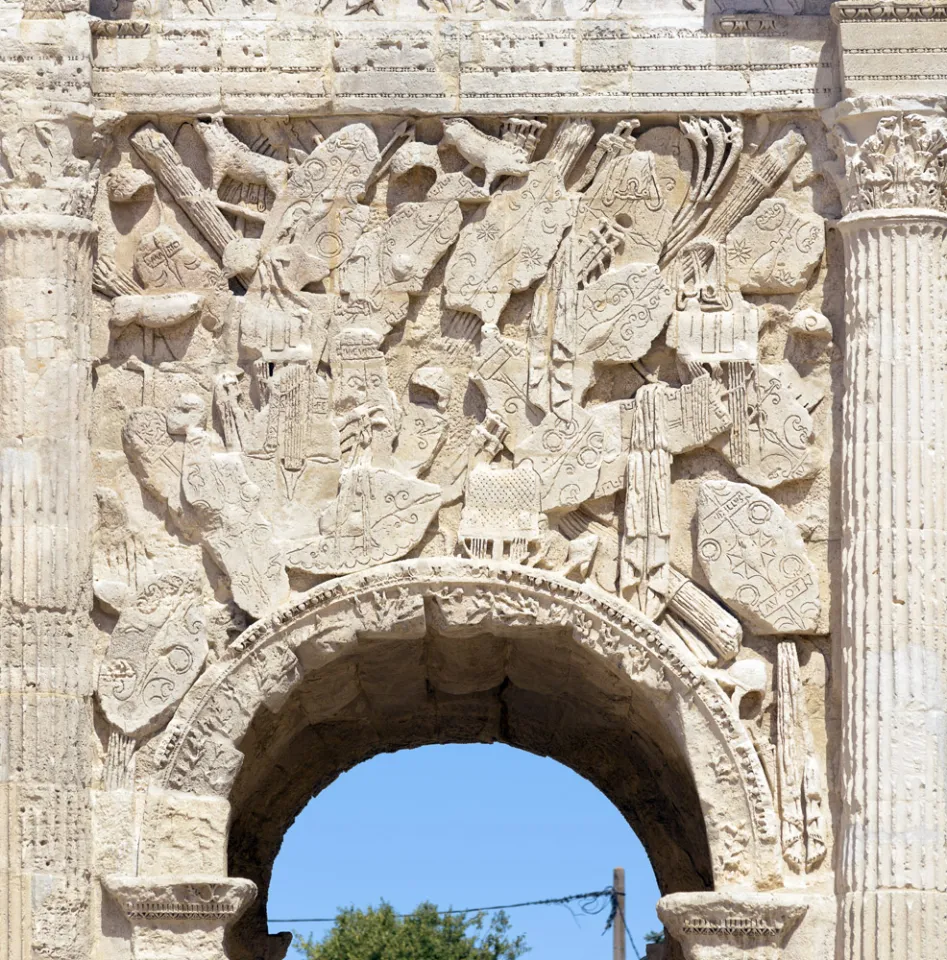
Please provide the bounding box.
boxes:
[0,202,97,960]
[826,96,947,960]
[0,0,97,956]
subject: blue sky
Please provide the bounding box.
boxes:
[267,743,661,959]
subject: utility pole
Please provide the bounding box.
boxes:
[613,867,626,960]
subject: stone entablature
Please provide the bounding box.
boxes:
[88,16,839,115]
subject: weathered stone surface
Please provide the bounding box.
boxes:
[69,106,841,959]
[576,262,674,364]
[9,5,947,960]
[726,198,825,294]
[445,158,575,327]
[697,480,821,635]
[97,570,208,739]
[285,466,441,574]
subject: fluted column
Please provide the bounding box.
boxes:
[828,97,947,960]
[0,158,97,958]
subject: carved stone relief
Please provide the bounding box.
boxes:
[12,0,947,951]
[91,119,832,634]
[84,113,837,945]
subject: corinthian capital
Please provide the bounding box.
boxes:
[824,95,947,214]
[0,112,95,216]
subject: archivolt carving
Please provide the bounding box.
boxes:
[148,560,782,888]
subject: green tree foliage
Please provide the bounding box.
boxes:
[294,902,529,960]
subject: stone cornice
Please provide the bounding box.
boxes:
[832,0,947,21]
[103,877,257,926]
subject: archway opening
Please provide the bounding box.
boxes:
[265,743,663,959]
[217,598,722,960]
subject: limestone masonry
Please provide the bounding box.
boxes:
[1,0,946,957]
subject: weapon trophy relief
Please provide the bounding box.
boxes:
[90,114,836,871]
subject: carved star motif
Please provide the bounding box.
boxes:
[729,238,752,265]
[728,534,774,580]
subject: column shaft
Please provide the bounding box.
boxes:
[839,209,947,959]
[0,214,96,960]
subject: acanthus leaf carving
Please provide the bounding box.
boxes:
[0,116,95,216]
[851,113,947,212]
[828,100,947,214]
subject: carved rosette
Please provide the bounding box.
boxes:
[104,876,256,960]
[829,97,947,960]
[658,893,808,960]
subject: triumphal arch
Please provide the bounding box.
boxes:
[1,0,946,955]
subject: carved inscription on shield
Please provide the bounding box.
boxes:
[446,159,575,326]
[696,480,820,635]
[576,262,674,364]
[727,199,825,295]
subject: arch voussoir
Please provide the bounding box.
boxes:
[146,559,782,893]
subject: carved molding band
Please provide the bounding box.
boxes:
[713,16,783,35]
[658,892,809,960]
[104,876,257,924]
[681,917,785,937]
[832,1,947,21]
[89,18,151,37]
